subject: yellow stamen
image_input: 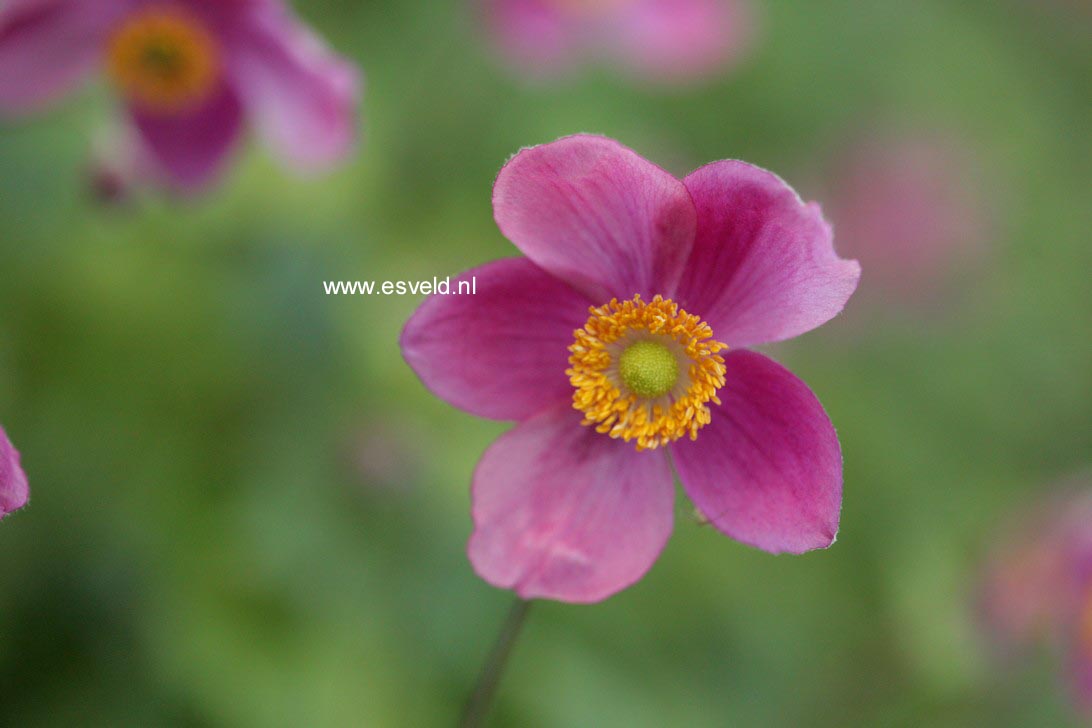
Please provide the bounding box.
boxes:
[106,7,220,113]
[567,295,727,451]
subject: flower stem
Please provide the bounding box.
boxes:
[459,598,533,728]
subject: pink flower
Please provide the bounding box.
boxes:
[821,129,992,307]
[401,135,860,603]
[0,425,29,520]
[1072,552,1092,716]
[979,483,1092,718]
[0,0,361,190]
[481,0,755,83]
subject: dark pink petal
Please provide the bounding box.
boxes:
[671,349,842,554]
[227,2,360,171]
[0,425,29,518]
[493,134,697,301]
[608,0,755,82]
[481,0,580,75]
[469,404,675,603]
[401,258,592,422]
[0,0,125,113]
[129,82,244,190]
[677,160,860,348]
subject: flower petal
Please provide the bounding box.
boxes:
[1072,556,1092,716]
[0,0,122,113]
[493,134,697,302]
[0,425,29,518]
[608,0,755,82]
[401,258,592,421]
[129,81,244,190]
[481,0,579,76]
[469,404,675,603]
[671,349,842,554]
[676,160,860,348]
[227,2,360,171]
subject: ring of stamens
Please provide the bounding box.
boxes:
[106,7,221,113]
[567,295,727,451]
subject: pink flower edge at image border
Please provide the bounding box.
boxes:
[0,425,29,519]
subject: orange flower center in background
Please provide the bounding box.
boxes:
[568,295,727,451]
[106,7,220,113]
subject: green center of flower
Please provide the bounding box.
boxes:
[618,340,678,398]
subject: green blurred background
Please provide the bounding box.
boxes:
[0,0,1089,725]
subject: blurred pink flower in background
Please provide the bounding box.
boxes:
[0,425,29,520]
[979,478,1092,718]
[0,0,361,190]
[820,128,993,309]
[402,135,858,603]
[481,0,756,83]
[1072,550,1092,715]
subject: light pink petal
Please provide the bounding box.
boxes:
[0,425,29,518]
[677,160,860,348]
[401,258,593,422]
[469,404,675,603]
[608,0,755,82]
[178,0,278,25]
[228,3,360,171]
[671,349,842,554]
[493,134,697,301]
[129,81,244,190]
[481,0,580,75]
[0,0,125,113]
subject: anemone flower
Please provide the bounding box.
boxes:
[979,483,1092,718]
[401,135,859,603]
[481,0,755,84]
[0,0,361,190]
[822,129,991,307]
[0,425,29,520]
